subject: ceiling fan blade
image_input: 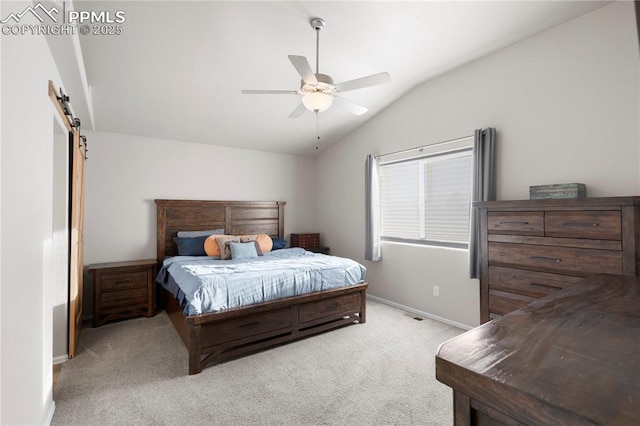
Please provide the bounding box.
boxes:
[334,72,391,92]
[288,102,307,118]
[241,90,298,95]
[333,96,368,115]
[288,55,318,85]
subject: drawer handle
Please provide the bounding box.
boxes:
[529,256,561,263]
[562,222,599,227]
[530,282,563,290]
[115,279,134,284]
[499,221,529,225]
[239,321,259,328]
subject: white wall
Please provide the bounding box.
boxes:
[82,131,318,316]
[83,130,318,263]
[0,4,64,424]
[316,1,640,327]
[0,12,3,421]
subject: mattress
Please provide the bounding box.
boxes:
[156,248,367,315]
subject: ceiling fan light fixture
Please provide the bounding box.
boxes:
[241,17,390,119]
[302,91,333,112]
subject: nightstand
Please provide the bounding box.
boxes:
[305,246,330,254]
[89,259,157,327]
[290,233,330,254]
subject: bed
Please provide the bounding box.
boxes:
[155,199,368,375]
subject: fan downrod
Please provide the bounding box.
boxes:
[309,17,325,31]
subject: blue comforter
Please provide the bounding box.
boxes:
[156,248,367,315]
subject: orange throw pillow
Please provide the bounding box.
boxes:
[204,234,232,257]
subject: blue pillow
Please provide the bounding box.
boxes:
[229,242,259,260]
[173,235,208,256]
[271,237,287,250]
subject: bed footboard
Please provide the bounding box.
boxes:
[163,282,367,375]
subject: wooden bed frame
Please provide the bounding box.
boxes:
[156,199,367,375]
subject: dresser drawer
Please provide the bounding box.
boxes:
[204,308,291,347]
[299,292,362,324]
[100,271,149,292]
[488,242,623,275]
[489,266,583,298]
[101,288,148,310]
[545,211,621,240]
[489,289,536,317]
[487,212,544,236]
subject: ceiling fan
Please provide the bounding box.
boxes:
[241,17,391,118]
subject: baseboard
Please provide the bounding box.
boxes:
[366,294,474,331]
[45,400,55,425]
[53,355,68,365]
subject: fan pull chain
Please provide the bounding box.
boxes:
[315,111,320,151]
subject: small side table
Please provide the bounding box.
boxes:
[89,259,157,327]
[290,233,330,254]
[305,246,330,254]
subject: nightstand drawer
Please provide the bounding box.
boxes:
[101,288,148,310]
[100,271,148,292]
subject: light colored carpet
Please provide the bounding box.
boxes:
[52,300,463,425]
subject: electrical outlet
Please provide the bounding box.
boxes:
[433,285,440,296]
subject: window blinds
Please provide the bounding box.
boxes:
[379,148,472,247]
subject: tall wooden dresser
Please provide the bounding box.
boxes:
[475,196,640,323]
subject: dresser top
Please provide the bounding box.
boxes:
[436,274,640,424]
[474,196,640,209]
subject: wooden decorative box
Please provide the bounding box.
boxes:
[529,183,586,200]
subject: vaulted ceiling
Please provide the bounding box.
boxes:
[75,1,609,156]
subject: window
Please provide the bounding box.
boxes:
[379,142,473,249]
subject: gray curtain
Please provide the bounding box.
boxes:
[468,128,496,278]
[365,154,381,261]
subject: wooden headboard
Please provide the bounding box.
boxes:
[155,199,286,261]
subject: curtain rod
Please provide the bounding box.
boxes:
[374,134,474,159]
